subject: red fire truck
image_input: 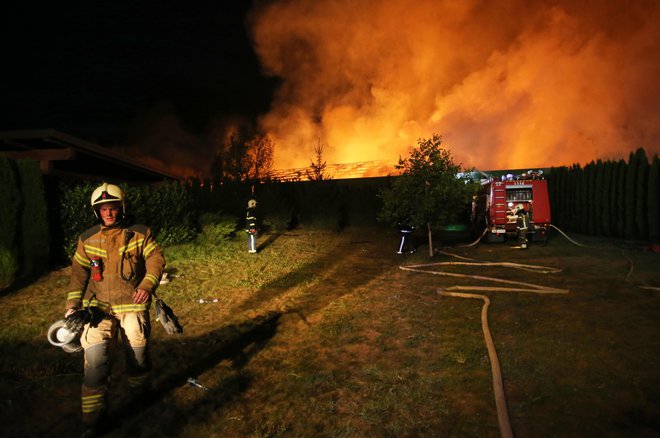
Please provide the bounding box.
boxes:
[472,171,551,243]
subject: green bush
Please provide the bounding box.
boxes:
[0,246,18,290]
[198,212,238,244]
[57,181,96,259]
[53,180,198,256]
[129,182,197,246]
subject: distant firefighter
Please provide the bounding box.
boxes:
[245,199,259,253]
[512,204,530,249]
[396,223,416,254]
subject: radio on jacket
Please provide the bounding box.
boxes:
[90,257,103,281]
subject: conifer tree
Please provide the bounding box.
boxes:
[593,160,604,235]
[568,164,579,232]
[557,167,568,227]
[306,138,330,181]
[615,159,627,238]
[579,164,589,233]
[624,151,638,239]
[601,160,613,237]
[648,155,659,243]
[634,148,649,239]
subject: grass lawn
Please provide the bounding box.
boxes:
[1,227,659,437]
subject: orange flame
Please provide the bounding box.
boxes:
[249,0,660,173]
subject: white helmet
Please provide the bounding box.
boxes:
[248,199,257,208]
[47,320,82,353]
[90,183,125,218]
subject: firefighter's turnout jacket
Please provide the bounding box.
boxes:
[246,207,258,234]
[66,223,165,314]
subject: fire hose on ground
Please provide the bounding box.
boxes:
[461,223,592,249]
[544,225,658,290]
[400,251,569,438]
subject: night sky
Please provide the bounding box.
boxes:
[1,1,275,146]
[4,1,659,176]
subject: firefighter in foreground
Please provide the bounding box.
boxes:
[245,198,259,253]
[63,183,165,436]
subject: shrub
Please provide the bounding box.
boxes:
[57,181,96,259]
[0,246,18,290]
[198,212,238,244]
[129,182,197,245]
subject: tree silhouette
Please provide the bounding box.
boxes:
[306,138,330,181]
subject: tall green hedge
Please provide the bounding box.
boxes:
[16,160,50,276]
[624,151,638,239]
[548,148,658,242]
[56,181,97,260]
[55,180,198,260]
[634,148,649,240]
[648,156,659,244]
[129,181,197,246]
[0,156,20,289]
[615,159,626,238]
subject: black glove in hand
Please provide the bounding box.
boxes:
[155,298,183,335]
[64,309,91,333]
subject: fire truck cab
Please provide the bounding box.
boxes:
[473,171,551,243]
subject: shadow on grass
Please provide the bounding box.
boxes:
[108,311,282,436]
[0,273,49,297]
[236,232,391,321]
[257,232,282,252]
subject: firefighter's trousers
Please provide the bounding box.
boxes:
[247,232,257,253]
[79,311,152,427]
[397,233,415,254]
[517,216,529,247]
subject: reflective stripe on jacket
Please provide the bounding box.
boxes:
[66,223,165,314]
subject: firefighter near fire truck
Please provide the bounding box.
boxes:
[472,170,551,246]
[56,183,178,437]
[508,203,530,249]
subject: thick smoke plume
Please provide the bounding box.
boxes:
[249,0,660,172]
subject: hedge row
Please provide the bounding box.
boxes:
[4,147,656,291]
[548,148,659,242]
[0,157,49,290]
[53,179,198,261]
[187,176,389,232]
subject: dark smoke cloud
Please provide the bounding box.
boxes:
[120,101,252,179]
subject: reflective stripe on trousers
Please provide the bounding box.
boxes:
[80,311,151,425]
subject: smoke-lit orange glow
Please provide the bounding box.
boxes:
[249,0,660,173]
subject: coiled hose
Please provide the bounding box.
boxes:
[401,251,568,438]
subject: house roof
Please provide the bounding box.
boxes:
[0,129,180,182]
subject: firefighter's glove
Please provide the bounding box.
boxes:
[64,309,91,333]
[155,298,183,335]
